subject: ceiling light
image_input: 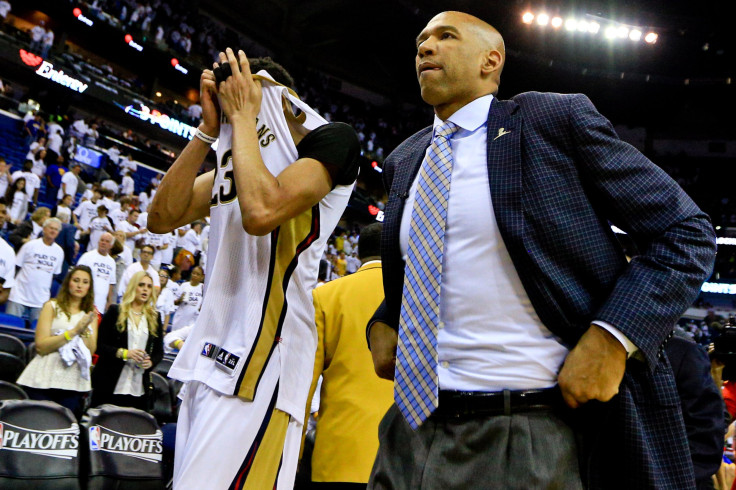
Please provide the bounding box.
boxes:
[565,18,577,31]
[522,12,534,24]
[551,17,563,28]
[537,13,549,26]
[629,30,642,41]
[644,32,658,44]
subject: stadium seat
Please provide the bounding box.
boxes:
[0,400,81,489]
[0,381,28,400]
[152,358,173,378]
[0,333,26,359]
[26,342,36,364]
[82,405,164,489]
[0,352,25,383]
[0,313,25,330]
[150,372,174,424]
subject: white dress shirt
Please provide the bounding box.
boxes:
[399,94,633,392]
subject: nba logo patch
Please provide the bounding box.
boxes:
[89,426,101,451]
[201,343,213,357]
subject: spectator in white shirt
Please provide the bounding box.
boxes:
[180,221,203,255]
[0,157,12,201]
[119,155,137,175]
[73,188,102,232]
[187,103,202,124]
[86,204,114,252]
[41,27,54,58]
[47,127,63,158]
[117,244,160,299]
[25,136,46,161]
[6,217,64,323]
[58,163,82,199]
[29,23,45,54]
[117,208,146,251]
[70,118,88,140]
[0,199,16,305]
[120,171,135,196]
[53,194,75,225]
[0,1,12,22]
[77,232,117,313]
[12,160,40,206]
[171,266,204,332]
[106,145,121,165]
[109,196,132,226]
[31,150,47,177]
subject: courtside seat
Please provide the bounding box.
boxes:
[152,358,173,378]
[81,405,164,489]
[0,352,25,382]
[150,373,174,424]
[0,313,25,330]
[0,400,81,489]
[0,381,28,400]
[0,334,26,360]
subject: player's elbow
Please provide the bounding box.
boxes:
[241,209,276,236]
[146,212,170,234]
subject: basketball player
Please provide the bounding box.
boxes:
[148,48,360,489]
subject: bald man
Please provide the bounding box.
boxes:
[76,232,117,313]
[367,11,715,489]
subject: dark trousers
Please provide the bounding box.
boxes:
[368,404,582,490]
[25,386,88,420]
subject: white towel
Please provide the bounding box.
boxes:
[56,328,93,380]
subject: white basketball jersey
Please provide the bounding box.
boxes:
[168,72,353,422]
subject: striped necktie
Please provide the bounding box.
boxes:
[395,121,459,429]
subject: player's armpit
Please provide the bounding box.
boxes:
[241,157,332,236]
[148,170,214,233]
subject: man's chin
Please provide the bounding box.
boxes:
[419,86,447,107]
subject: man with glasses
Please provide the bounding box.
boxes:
[117,244,160,300]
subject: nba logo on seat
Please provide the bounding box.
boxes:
[89,426,101,451]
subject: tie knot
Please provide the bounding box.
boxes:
[434,121,459,141]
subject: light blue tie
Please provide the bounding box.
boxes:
[395,121,459,429]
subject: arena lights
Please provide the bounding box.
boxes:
[717,237,736,246]
[123,103,196,139]
[371,160,383,173]
[19,50,88,93]
[170,58,188,75]
[72,7,94,26]
[124,34,143,52]
[702,282,736,295]
[521,10,657,45]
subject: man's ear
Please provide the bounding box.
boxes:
[480,49,503,78]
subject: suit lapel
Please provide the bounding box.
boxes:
[486,98,524,251]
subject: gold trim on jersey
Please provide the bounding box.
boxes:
[234,205,320,400]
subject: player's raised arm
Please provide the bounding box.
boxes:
[216,48,338,236]
[148,69,218,233]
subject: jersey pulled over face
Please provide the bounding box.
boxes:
[168,71,359,424]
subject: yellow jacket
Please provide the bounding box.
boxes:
[305,261,394,483]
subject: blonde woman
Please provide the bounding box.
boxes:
[91,270,163,410]
[16,265,98,418]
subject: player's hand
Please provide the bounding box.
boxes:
[199,68,220,137]
[216,48,262,123]
[557,324,627,408]
[370,322,398,380]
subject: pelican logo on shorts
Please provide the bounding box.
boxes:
[88,425,163,463]
[0,422,79,459]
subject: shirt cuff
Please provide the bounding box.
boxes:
[592,320,639,359]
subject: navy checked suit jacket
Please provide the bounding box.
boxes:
[371,92,717,489]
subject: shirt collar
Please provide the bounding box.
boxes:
[433,94,494,134]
